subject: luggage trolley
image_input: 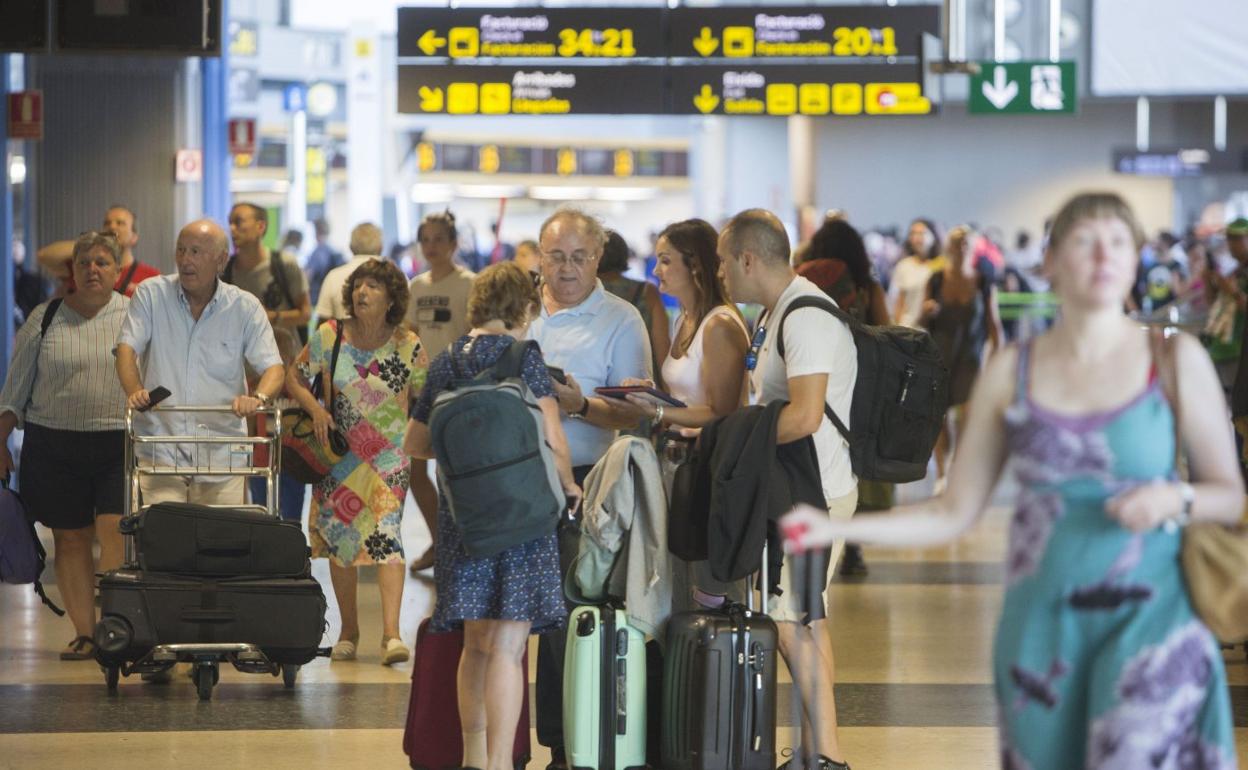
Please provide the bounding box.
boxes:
[95,405,326,699]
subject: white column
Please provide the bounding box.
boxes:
[347,23,383,227]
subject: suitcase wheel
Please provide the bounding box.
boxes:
[104,665,120,693]
[194,664,219,701]
[282,664,299,689]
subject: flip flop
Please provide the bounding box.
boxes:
[60,636,96,661]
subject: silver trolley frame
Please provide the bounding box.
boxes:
[101,404,306,698]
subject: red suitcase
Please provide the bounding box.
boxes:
[403,618,531,770]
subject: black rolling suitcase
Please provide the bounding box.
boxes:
[125,502,309,577]
[661,545,778,769]
[95,570,327,695]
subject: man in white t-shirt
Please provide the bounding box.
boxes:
[718,208,857,770]
[314,222,382,323]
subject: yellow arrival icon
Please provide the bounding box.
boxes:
[447,83,478,114]
[480,83,511,114]
[722,27,754,57]
[692,27,719,57]
[448,27,480,58]
[693,85,720,114]
[418,86,445,112]
[417,29,447,56]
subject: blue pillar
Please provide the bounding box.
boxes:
[201,0,230,225]
[1,56,14,385]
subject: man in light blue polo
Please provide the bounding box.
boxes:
[527,207,651,768]
[115,218,284,506]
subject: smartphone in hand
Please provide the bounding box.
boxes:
[137,386,172,412]
[546,366,568,385]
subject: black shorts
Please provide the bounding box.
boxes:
[18,423,125,529]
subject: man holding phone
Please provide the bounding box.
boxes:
[527,207,651,769]
[115,219,284,506]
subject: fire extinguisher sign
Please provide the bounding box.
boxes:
[7,91,43,141]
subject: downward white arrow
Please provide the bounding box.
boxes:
[982,66,1018,110]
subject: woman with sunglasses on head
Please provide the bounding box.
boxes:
[0,231,130,660]
[613,218,751,608]
[783,193,1243,770]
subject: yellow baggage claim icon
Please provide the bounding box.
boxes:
[798,83,830,116]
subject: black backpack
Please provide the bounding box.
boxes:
[776,295,949,483]
[224,251,309,346]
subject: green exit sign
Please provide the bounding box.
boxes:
[969,61,1077,115]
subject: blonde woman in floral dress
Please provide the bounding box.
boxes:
[287,259,427,665]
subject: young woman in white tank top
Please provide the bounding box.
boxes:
[613,219,750,609]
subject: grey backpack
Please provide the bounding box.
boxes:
[429,339,565,557]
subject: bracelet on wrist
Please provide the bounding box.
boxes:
[1163,482,1195,534]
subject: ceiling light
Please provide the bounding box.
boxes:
[593,187,659,202]
[454,184,525,199]
[529,186,592,200]
[410,184,454,203]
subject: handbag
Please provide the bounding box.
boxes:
[1151,330,1248,643]
[664,433,708,561]
[280,321,347,484]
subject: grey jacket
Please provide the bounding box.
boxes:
[569,436,672,639]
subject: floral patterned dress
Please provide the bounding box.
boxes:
[996,342,1236,770]
[299,320,427,567]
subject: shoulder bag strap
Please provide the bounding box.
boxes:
[223,255,237,284]
[115,260,140,296]
[774,295,852,443]
[39,298,63,341]
[1148,329,1183,468]
[322,320,344,408]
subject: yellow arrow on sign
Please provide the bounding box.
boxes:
[693,84,720,114]
[693,27,719,57]
[418,29,447,56]
[419,86,444,111]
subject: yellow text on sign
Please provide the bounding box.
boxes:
[614,149,634,177]
[416,142,437,172]
[798,83,830,115]
[448,27,480,58]
[865,83,931,115]
[722,27,754,57]
[478,145,500,174]
[832,83,864,115]
[765,83,797,115]
[557,148,577,176]
[447,83,479,114]
[480,83,511,114]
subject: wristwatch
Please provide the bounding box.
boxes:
[1163,482,1195,534]
[570,396,590,420]
[254,392,273,407]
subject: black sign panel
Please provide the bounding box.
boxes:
[399,65,667,116]
[1112,148,1243,177]
[0,0,48,52]
[669,5,939,60]
[669,64,930,116]
[398,7,666,60]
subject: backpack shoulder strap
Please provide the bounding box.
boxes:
[270,250,297,310]
[491,339,537,381]
[774,294,852,443]
[223,255,237,284]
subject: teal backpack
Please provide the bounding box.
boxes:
[429,339,565,557]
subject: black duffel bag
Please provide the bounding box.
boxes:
[124,502,309,578]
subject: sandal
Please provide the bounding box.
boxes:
[330,639,358,661]
[60,636,96,661]
[381,636,410,666]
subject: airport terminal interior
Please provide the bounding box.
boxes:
[2,0,1248,768]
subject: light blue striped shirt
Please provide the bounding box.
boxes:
[116,275,282,469]
[528,280,652,467]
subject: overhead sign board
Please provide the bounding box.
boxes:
[669,65,929,116]
[398,8,666,60]
[668,5,938,60]
[1112,147,1244,177]
[399,65,666,116]
[969,61,1077,115]
[414,140,689,178]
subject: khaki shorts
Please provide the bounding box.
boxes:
[139,474,246,507]
[766,488,857,624]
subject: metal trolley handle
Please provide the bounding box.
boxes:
[122,404,284,522]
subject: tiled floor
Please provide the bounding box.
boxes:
[2,477,1246,769]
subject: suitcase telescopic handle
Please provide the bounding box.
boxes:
[196,536,252,557]
[181,609,236,623]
